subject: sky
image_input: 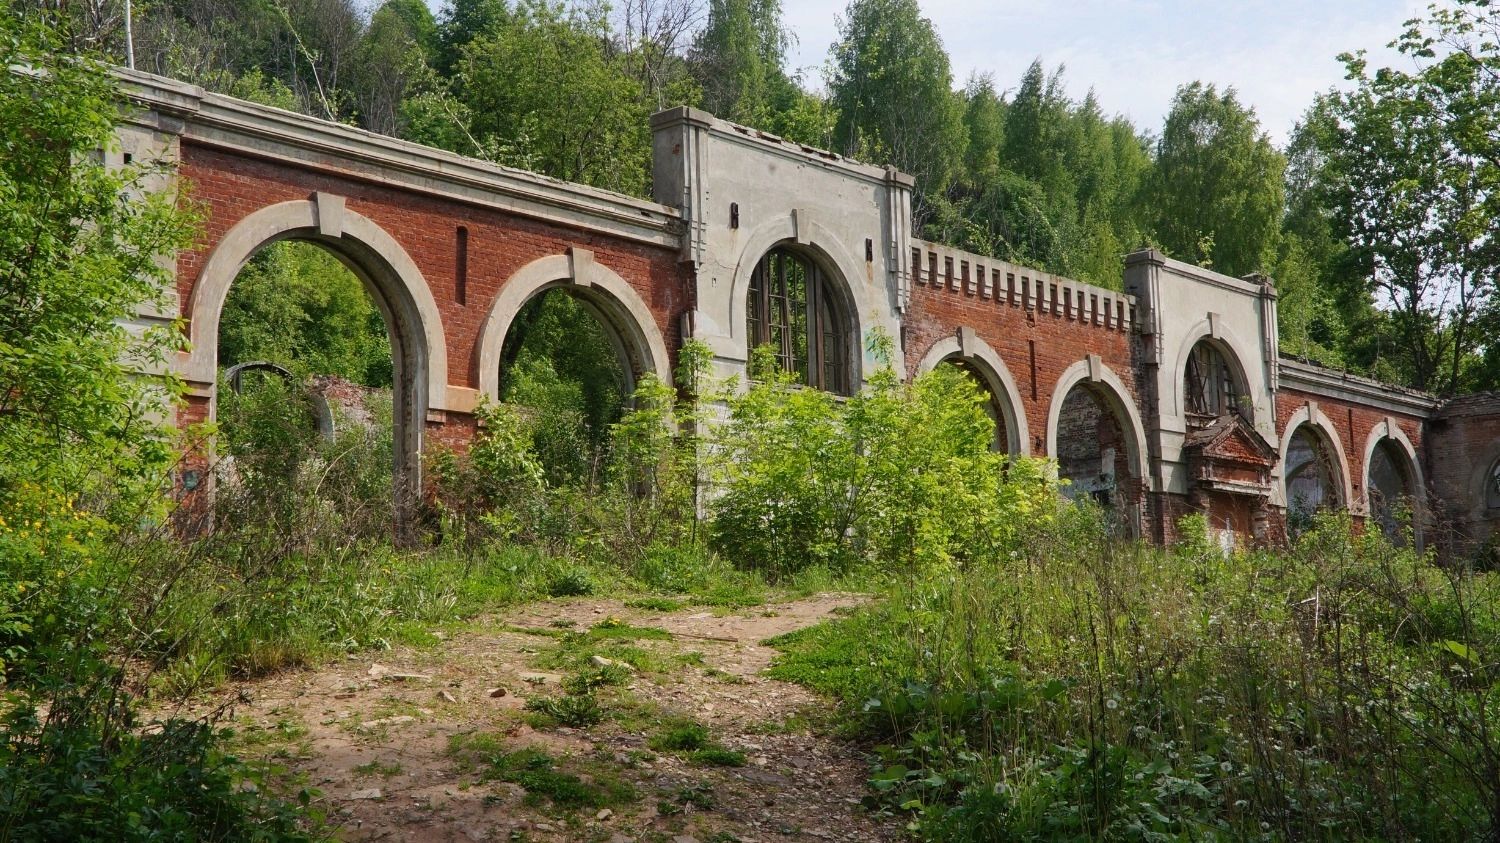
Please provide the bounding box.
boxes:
[420,0,1435,146]
[779,0,1428,145]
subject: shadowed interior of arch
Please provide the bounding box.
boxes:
[1056,383,1134,509]
[1284,425,1340,532]
[215,239,399,532]
[1368,438,1416,542]
[498,287,634,485]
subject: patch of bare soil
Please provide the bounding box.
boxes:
[159,593,901,842]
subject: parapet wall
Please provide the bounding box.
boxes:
[909,240,1138,333]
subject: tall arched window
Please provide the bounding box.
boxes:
[1368,438,1415,542]
[747,247,849,394]
[1184,341,1243,420]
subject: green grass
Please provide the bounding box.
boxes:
[647,718,746,767]
[448,736,636,810]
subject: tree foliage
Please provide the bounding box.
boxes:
[1296,1,1500,394]
[1142,82,1285,277]
[0,12,196,513]
[829,0,965,228]
[218,241,393,388]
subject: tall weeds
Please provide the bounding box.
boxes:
[771,506,1500,840]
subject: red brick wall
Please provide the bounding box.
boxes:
[1425,394,1500,554]
[902,273,1140,458]
[1272,387,1426,512]
[175,143,691,405]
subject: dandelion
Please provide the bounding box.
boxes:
[1105,698,1118,710]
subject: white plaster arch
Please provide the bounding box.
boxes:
[1170,319,1262,424]
[1046,356,1150,486]
[725,212,880,383]
[475,250,673,403]
[916,330,1030,456]
[182,196,449,411]
[1278,403,1356,513]
[1361,419,1426,506]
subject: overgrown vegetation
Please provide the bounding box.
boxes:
[13,4,1500,839]
[768,510,1500,839]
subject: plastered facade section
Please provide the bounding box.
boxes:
[651,107,910,388]
[1123,251,1280,494]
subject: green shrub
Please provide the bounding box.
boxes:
[545,566,594,597]
[524,693,605,728]
[708,347,1059,579]
[0,676,314,842]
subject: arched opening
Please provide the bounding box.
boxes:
[746,246,852,394]
[1183,339,1246,422]
[1284,424,1341,532]
[1056,383,1137,512]
[1367,437,1416,542]
[939,357,1010,452]
[498,287,637,484]
[215,239,400,535]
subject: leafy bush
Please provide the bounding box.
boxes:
[0,658,314,842]
[709,343,1059,579]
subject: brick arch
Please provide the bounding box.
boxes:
[1172,320,1260,424]
[1046,357,1149,483]
[182,194,448,518]
[916,331,1030,456]
[727,213,874,383]
[474,250,673,404]
[1468,440,1500,513]
[1278,404,1355,512]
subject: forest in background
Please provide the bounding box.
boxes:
[44,0,1498,397]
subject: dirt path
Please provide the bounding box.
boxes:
[167,593,902,842]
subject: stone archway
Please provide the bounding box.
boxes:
[182,194,448,525]
[1047,356,1148,532]
[1363,420,1424,544]
[1281,420,1348,532]
[724,212,877,385]
[916,329,1030,455]
[1277,403,1354,517]
[475,249,673,404]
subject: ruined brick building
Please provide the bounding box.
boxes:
[113,69,1500,554]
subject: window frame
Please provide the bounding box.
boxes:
[746,246,851,395]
